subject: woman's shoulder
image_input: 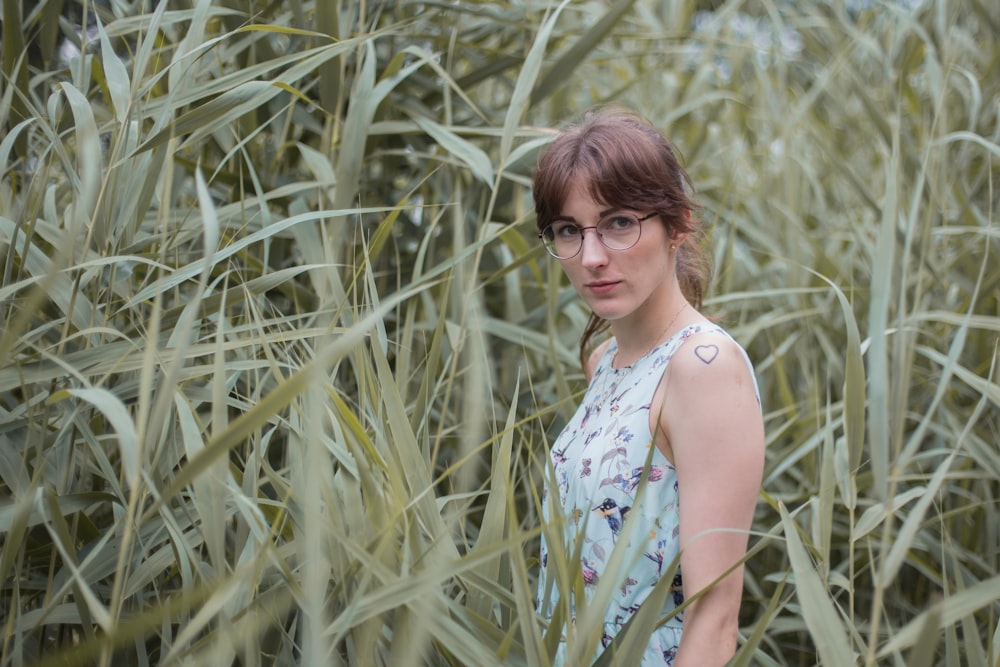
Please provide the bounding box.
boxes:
[585,337,616,380]
[669,324,757,395]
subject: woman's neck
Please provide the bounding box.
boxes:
[610,295,692,368]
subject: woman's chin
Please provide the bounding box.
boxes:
[587,304,627,322]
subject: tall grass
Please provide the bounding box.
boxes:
[0,0,997,665]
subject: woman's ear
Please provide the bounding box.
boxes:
[670,210,693,247]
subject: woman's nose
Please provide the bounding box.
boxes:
[578,230,609,267]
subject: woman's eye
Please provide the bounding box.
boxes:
[604,215,637,230]
[554,224,582,238]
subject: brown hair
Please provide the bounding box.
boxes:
[532,106,711,369]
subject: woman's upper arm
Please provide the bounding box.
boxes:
[662,334,765,595]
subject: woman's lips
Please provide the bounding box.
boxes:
[586,280,619,295]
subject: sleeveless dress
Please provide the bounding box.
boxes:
[536,323,759,665]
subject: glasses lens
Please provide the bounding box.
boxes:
[597,214,642,250]
[540,224,579,259]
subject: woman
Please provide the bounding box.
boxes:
[534,108,765,666]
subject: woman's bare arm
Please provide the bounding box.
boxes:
[661,333,765,666]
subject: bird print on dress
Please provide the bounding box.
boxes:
[604,464,667,494]
[644,538,667,575]
[593,497,630,539]
[594,498,632,537]
[670,572,685,608]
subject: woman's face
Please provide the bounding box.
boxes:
[554,178,681,326]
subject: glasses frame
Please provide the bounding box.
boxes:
[538,211,657,259]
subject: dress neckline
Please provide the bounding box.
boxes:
[607,323,715,372]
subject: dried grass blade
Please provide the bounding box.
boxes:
[879,575,1000,658]
[779,502,855,666]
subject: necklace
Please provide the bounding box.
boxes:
[594,301,690,414]
[612,301,690,370]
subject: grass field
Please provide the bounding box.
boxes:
[1,0,998,664]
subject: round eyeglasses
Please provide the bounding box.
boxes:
[538,212,656,259]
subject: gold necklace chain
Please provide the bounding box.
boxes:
[643,301,689,358]
[598,301,690,413]
[613,301,689,369]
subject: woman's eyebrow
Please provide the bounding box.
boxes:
[552,207,623,223]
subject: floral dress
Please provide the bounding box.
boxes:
[536,323,758,665]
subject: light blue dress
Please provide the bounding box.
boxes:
[537,323,758,665]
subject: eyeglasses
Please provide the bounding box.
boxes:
[538,212,656,259]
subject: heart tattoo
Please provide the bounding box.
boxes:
[694,344,719,364]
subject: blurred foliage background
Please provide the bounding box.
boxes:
[0,0,997,665]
